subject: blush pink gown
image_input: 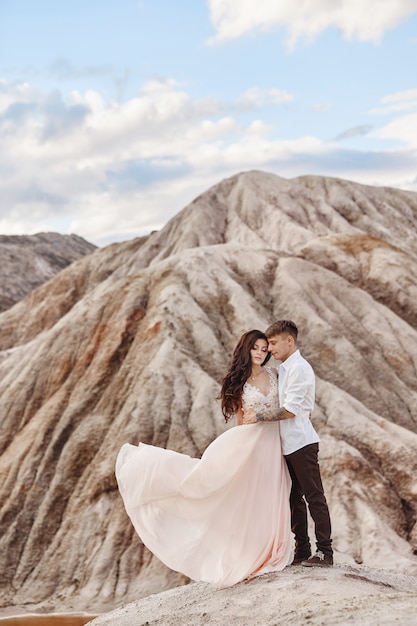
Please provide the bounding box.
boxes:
[115,367,292,587]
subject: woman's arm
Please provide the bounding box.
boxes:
[235,402,244,426]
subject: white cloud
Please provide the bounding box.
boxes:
[0,79,39,114]
[381,88,417,104]
[141,78,180,94]
[371,112,417,147]
[369,88,417,115]
[269,88,294,104]
[48,58,113,80]
[1,77,416,246]
[207,0,417,48]
[238,87,294,110]
[312,103,332,112]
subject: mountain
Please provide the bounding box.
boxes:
[0,232,96,312]
[0,171,416,615]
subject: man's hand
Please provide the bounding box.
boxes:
[242,408,257,424]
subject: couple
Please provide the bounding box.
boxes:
[115,320,333,588]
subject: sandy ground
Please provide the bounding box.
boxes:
[87,564,417,626]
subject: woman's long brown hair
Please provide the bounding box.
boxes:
[219,329,271,422]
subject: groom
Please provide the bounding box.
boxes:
[242,320,333,567]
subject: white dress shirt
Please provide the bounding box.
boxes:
[278,349,320,455]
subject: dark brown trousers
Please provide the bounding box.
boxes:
[285,442,332,557]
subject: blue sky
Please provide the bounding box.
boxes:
[1,0,417,246]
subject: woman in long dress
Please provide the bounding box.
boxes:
[115,330,292,588]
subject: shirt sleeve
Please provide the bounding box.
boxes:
[281,362,314,416]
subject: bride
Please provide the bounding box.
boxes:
[115,329,292,588]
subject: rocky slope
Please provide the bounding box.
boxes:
[89,565,417,626]
[0,232,96,312]
[0,171,416,615]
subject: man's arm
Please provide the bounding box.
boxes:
[242,406,295,424]
[257,406,295,421]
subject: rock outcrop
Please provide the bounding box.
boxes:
[0,232,96,312]
[0,171,416,615]
[89,565,417,626]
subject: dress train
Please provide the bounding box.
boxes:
[116,419,292,587]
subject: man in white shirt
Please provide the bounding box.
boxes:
[243,320,333,567]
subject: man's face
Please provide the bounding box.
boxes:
[267,333,293,362]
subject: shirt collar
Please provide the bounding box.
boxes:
[279,349,300,370]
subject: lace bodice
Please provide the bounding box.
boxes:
[242,367,278,413]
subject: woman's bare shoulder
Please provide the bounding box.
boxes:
[265,365,278,378]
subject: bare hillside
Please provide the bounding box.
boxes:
[0,232,96,312]
[0,171,416,615]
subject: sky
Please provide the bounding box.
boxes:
[1,0,417,246]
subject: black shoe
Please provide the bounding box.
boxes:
[302,550,333,567]
[292,552,312,566]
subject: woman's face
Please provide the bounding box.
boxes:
[250,338,269,367]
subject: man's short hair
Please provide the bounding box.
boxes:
[265,320,298,342]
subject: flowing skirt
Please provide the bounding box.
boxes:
[115,421,292,588]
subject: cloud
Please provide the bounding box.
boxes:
[0,77,416,246]
[0,79,39,114]
[49,58,113,80]
[371,112,417,147]
[369,88,417,115]
[381,88,417,104]
[41,91,91,139]
[335,125,373,141]
[311,103,332,112]
[207,0,417,48]
[0,101,37,125]
[237,87,294,111]
[141,78,180,94]
[0,87,90,140]
[48,59,132,104]
[106,158,193,191]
